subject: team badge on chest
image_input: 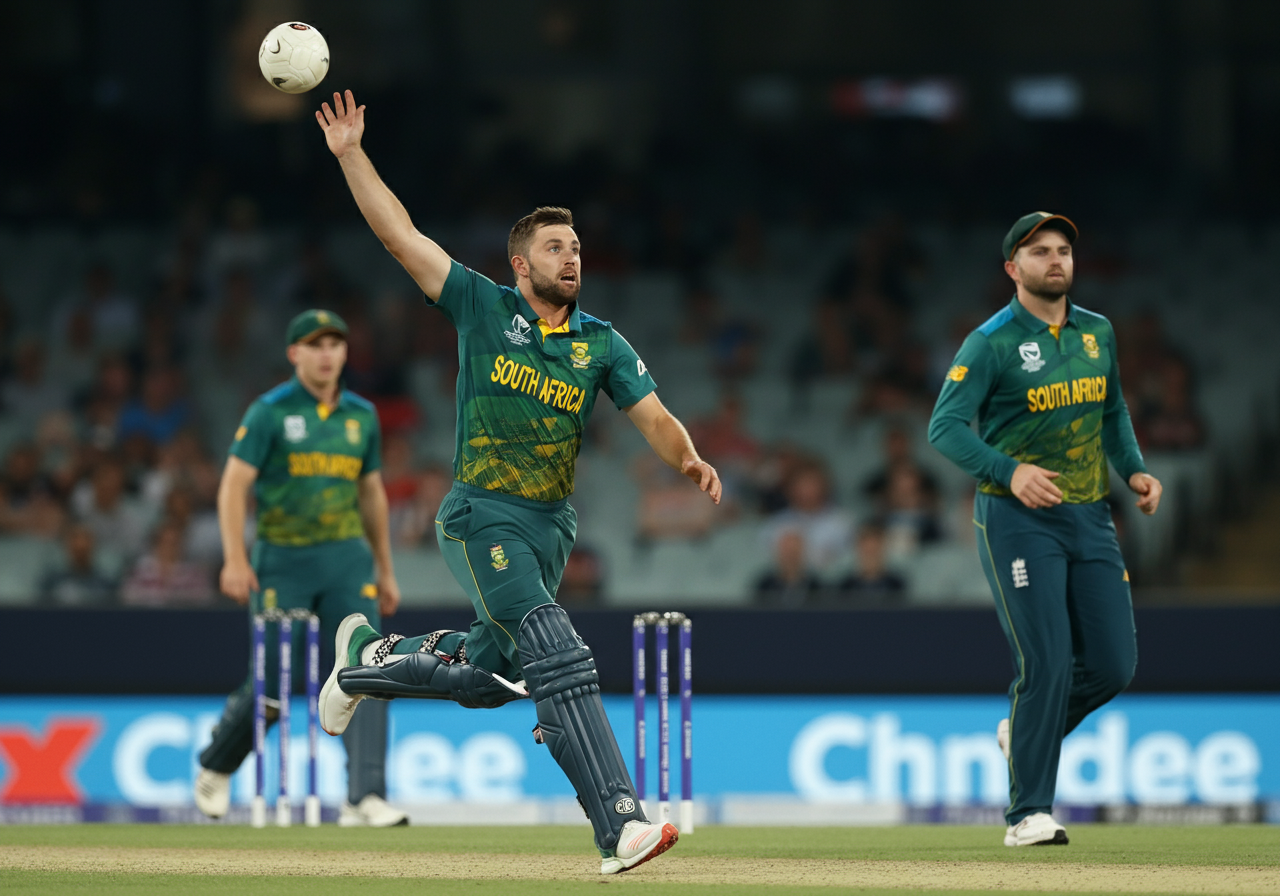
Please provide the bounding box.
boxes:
[346,418,361,445]
[570,342,592,369]
[1082,333,1100,359]
[490,544,509,571]
[284,415,307,442]
[1019,342,1045,373]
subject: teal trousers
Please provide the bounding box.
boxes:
[974,493,1136,825]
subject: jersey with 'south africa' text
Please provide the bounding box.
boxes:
[927,296,1145,504]
[231,378,382,545]
[428,261,656,502]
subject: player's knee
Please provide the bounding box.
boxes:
[1092,652,1136,697]
[517,603,599,700]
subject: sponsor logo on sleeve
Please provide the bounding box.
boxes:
[1019,342,1045,373]
[637,359,648,377]
[235,426,248,441]
[946,365,968,382]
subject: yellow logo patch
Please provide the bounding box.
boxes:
[490,544,509,572]
[1082,334,1100,359]
[570,342,592,369]
[235,426,248,441]
[316,311,330,324]
[1123,569,1130,582]
[346,418,361,445]
[947,365,969,382]
[361,583,378,599]
[263,588,277,610]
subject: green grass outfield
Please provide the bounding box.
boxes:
[1,824,1276,895]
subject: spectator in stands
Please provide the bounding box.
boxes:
[163,485,223,566]
[120,519,217,607]
[81,356,133,450]
[2,338,69,424]
[0,441,65,539]
[71,456,152,561]
[557,544,604,605]
[833,522,906,604]
[118,366,191,448]
[678,286,758,381]
[789,299,855,386]
[35,410,83,505]
[880,464,943,555]
[635,454,718,543]
[762,460,853,574]
[52,263,138,352]
[754,529,822,606]
[861,425,940,504]
[48,306,99,400]
[1134,357,1205,452]
[39,523,117,608]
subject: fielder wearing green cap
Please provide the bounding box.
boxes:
[928,213,1163,847]
[194,308,409,827]
[312,89,723,873]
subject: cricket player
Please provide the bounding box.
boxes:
[312,90,721,874]
[194,309,408,827]
[928,212,1163,846]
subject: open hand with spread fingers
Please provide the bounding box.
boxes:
[316,89,365,159]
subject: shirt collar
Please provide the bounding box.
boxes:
[292,375,345,410]
[1009,295,1078,333]
[513,288,583,336]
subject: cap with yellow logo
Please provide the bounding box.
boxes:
[286,309,349,346]
[1002,212,1079,261]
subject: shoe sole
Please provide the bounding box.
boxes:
[1005,829,1069,846]
[319,613,369,736]
[615,823,679,874]
[193,771,230,819]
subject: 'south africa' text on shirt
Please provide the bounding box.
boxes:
[490,354,588,414]
[287,452,363,480]
[1027,375,1108,413]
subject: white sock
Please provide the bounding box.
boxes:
[360,640,411,666]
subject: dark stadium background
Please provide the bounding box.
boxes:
[0,0,1277,697]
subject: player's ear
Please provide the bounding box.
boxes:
[1004,259,1019,283]
[511,255,529,280]
[286,344,299,366]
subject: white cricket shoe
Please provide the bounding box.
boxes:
[319,613,375,736]
[338,794,409,827]
[600,820,679,874]
[1004,812,1068,846]
[997,718,1011,761]
[193,767,230,818]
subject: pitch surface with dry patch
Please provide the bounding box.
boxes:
[1,825,1276,895]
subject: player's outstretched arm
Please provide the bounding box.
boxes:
[626,393,722,504]
[316,90,452,299]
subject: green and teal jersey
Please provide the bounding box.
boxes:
[928,296,1145,504]
[428,261,656,503]
[230,378,382,546]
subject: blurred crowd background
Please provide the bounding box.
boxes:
[2,0,1278,610]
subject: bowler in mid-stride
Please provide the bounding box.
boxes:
[928,212,1162,846]
[312,90,722,874]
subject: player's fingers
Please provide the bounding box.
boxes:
[1040,468,1061,479]
[1039,476,1063,498]
[315,110,327,128]
[320,102,335,125]
[346,89,356,110]
[333,91,345,116]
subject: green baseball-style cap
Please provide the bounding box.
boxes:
[1002,212,1079,261]
[286,309,349,346]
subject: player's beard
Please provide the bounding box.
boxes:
[1023,267,1072,301]
[528,262,580,307]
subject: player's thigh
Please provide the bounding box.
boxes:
[540,503,577,599]
[436,500,553,674]
[249,543,322,694]
[1066,505,1136,686]
[974,496,1074,666]
[314,539,380,635]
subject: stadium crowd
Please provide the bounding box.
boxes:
[0,187,1210,608]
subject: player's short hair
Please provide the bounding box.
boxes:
[508,206,575,264]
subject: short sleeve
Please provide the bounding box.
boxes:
[229,401,273,469]
[362,411,383,475]
[601,327,657,410]
[427,260,505,334]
